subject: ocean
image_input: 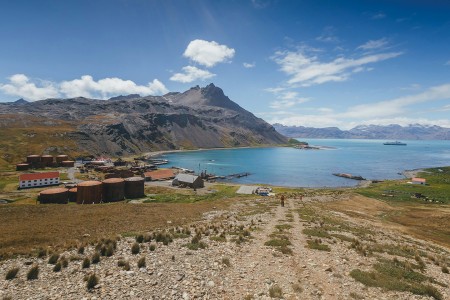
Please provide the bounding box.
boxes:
[160,139,450,187]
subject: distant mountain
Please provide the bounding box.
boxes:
[108,94,141,101]
[273,123,450,140]
[9,98,28,105]
[0,84,287,165]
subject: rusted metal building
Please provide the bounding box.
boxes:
[102,178,125,202]
[76,180,103,204]
[38,188,69,204]
[124,177,145,198]
[16,163,30,171]
[68,187,77,202]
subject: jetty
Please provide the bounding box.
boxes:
[333,173,366,180]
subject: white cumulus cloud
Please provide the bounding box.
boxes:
[272,50,402,87]
[0,74,169,101]
[183,39,235,68]
[60,76,168,99]
[170,66,216,83]
[0,74,59,101]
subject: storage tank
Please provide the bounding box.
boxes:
[39,188,68,204]
[16,163,30,171]
[124,177,145,199]
[102,178,125,202]
[41,155,54,166]
[56,155,69,163]
[68,187,77,202]
[26,155,41,164]
[61,160,75,167]
[76,181,103,204]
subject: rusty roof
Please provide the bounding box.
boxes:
[144,169,175,180]
[19,172,59,181]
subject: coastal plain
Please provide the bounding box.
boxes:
[1,167,449,299]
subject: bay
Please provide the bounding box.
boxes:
[161,139,450,187]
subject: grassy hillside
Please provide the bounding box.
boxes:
[0,114,85,169]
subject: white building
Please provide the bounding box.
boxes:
[19,172,60,189]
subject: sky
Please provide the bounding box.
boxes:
[1,0,450,129]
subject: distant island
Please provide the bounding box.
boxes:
[273,123,450,140]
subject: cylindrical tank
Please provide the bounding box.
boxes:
[16,163,30,171]
[26,155,41,164]
[76,181,103,204]
[39,188,68,204]
[68,187,77,202]
[102,178,125,202]
[56,155,69,163]
[61,160,75,167]
[41,155,54,166]
[124,177,145,199]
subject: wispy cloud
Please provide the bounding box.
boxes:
[251,0,271,9]
[0,74,169,101]
[341,83,450,118]
[262,83,450,129]
[272,50,402,87]
[266,88,309,109]
[316,26,339,43]
[170,66,215,83]
[371,12,386,20]
[357,38,389,51]
[183,39,235,68]
[243,62,256,68]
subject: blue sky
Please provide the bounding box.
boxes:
[1,0,450,129]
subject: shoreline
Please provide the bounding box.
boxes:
[142,147,436,190]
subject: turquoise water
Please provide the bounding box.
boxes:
[161,139,450,187]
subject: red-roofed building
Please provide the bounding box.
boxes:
[144,169,176,181]
[412,177,426,185]
[19,172,60,189]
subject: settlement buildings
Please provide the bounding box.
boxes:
[19,172,60,189]
[172,174,204,189]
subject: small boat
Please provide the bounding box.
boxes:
[383,141,407,146]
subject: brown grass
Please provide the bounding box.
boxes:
[0,199,233,259]
[322,194,450,248]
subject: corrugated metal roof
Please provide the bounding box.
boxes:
[174,173,199,183]
[144,169,175,180]
[412,177,426,182]
[19,172,59,181]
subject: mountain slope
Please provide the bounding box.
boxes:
[0,84,287,164]
[273,123,450,140]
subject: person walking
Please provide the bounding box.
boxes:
[280,194,285,207]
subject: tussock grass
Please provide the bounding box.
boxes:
[307,239,330,252]
[5,267,19,280]
[82,257,90,268]
[91,252,100,264]
[137,256,146,268]
[48,253,60,265]
[303,228,330,238]
[27,265,39,280]
[86,273,99,290]
[269,284,283,298]
[131,242,140,255]
[222,257,231,267]
[53,262,62,272]
[350,258,443,300]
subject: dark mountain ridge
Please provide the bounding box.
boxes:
[0,84,287,160]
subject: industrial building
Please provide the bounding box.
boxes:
[144,169,176,181]
[172,174,204,189]
[19,172,60,189]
